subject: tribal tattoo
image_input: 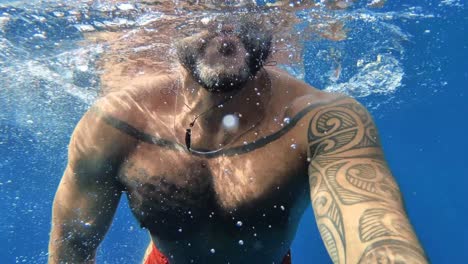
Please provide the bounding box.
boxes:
[307,99,427,264]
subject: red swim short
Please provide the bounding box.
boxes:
[144,244,292,264]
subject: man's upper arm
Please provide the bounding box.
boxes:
[49,107,135,262]
[306,97,427,263]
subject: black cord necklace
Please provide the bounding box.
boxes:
[182,69,271,154]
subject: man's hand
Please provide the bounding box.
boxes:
[307,98,428,263]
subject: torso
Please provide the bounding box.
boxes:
[120,134,309,263]
[105,68,339,263]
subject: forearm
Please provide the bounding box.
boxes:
[48,200,102,263]
[321,200,427,263]
[48,161,122,263]
[48,194,111,264]
[48,246,96,264]
[310,159,428,263]
[48,227,98,264]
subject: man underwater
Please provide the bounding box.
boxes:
[48,16,428,264]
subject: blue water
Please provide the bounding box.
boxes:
[0,1,467,263]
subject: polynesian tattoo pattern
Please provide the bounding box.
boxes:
[307,99,427,264]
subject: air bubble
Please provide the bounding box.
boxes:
[236,221,243,227]
[33,33,47,39]
[222,114,239,131]
[290,144,297,149]
[53,11,64,17]
[238,240,244,245]
[210,248,216,254]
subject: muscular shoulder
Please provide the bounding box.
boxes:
[67,104,134,172]
[98,73,178,117]
[288,93,359,116]
[276,78,377,158]
[266,67,370,120]
[68,79,165,169]
[288,94,380,159]
[82,73,176,134]
[267,67,344,109]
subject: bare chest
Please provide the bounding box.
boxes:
[118,140,309,240]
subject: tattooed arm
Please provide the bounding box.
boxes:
[307,98,428,264]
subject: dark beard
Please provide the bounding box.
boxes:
[176,21,272,93]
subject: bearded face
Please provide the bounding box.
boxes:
[176,19,272,93]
